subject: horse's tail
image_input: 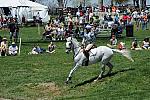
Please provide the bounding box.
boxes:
[112,49,134,62]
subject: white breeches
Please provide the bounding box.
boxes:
[85,44,94,51]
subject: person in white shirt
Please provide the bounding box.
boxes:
[132,10,138,22]
[142,37,150,49]
[57,25,64,40]
[76,10,80,17]
[8,42,18,56]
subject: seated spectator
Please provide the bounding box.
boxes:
[131,38,142,50]
[107,35,117,48]
[118,42,126,50]
[142,37,150,49]
[56,25,64,41]
[51,24,57,41]
[8,42,18,56]
[46,42,56,53]
[42,22,52,40]
[0,37,8,56]
[28,44,45,55]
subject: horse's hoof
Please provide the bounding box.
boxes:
[94,79,98,82]
[65,80,69,84]
[65,80,72,84]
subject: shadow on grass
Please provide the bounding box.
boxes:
[73,68,135,88]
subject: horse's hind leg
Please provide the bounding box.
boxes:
[106,62,113,75]
[95,64,106,81]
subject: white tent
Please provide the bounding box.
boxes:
[0,0,49,22]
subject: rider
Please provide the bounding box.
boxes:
[82,24,96,66]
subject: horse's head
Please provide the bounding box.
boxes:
[65,37,73,54]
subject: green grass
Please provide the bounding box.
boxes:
[0,26,150,100]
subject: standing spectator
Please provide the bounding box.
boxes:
[122,13,128,26]
[36,12,40,23]
[8,42,18,56]
[14,24,19,43]
[8,18,16,42]
[68,16,73,31]
[114,14,120,25]
[0,14,3,29]
[14,15,18,24]
[132,10,138,23]
[142,13,148,30]
[21,15,26,26]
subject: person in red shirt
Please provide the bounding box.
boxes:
[122,13,128,26]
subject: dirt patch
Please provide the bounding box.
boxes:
[0,98,11,100]
[25,82,61,96]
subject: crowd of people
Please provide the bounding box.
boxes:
[0,5,150,57]
[107,35,150,50]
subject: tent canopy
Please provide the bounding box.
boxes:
[0,0,49,22]
[0,0,47,9]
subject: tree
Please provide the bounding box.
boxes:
[113,0,129,4]
[140,0,146,9]
[29,0,36,2]
[133,0,139,8]
[57,0,64,8]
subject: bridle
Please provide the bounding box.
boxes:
[66,37,82,58]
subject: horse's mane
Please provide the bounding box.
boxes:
[72,38,80,46]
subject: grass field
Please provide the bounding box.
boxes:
[0,27,150,100]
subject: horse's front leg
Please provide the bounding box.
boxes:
[95,64,105,81]
[65,63,80,84]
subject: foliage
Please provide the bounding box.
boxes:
[113,0,130,4]
[0,26,150,100]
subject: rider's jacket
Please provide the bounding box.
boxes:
[82,31,96,46]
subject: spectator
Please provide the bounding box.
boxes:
[21,15,26,26]
[57,25,64,40]
[141,13,148,30]
[28,44,45,55]
[142,37,150,49]
[8,42,18,56]
[46,42,56,53]
[8,18,16,42]
[118,42,126,50]
[0,14,3,29]
[36,12,40,23]
[107,35,117,48]
[14,24,19,43]
[131,38,142,50]
[42,22,52,40]
[14,15,18,24]
[0,37,8,56]
[122,13,128,26]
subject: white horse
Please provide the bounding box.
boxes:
[65,37,134,84]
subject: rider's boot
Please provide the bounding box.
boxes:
[83,49,89,66]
